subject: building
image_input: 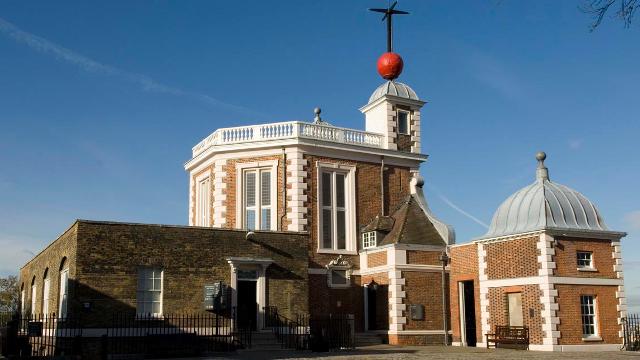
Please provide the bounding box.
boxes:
[450,152,627,351]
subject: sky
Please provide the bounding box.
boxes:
[0,1,638,309]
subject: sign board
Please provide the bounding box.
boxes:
[204,281,227,312]
[28,321,43,337]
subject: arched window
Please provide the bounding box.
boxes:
[30,276,37,318]
[20,283,25,316]
[42,268,50,315]
[58,257,69,318]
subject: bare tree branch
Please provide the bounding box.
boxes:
[581,0,639,30]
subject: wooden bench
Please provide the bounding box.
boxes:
[486,325,529,350]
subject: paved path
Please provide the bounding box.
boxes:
[181,345,640,359]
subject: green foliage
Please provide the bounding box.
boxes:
[0,275,19,313]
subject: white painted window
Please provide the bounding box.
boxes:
[20,290,25,316]
[577,251,593,269]
[196,177,211,227]
[243,168,274,230]
[59,269,69,318]
[581,295,598,338]
[137,268,163,316]
[362,232,377,249]
[31,284,37,317]
[397,110,410,135]
[42,278,50,315]
[320,170,348,250]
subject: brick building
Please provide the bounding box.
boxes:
[449,152,627,351]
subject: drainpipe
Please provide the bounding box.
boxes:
[440,250,450,346]
[380,156,385,216]
[280,147,287,231]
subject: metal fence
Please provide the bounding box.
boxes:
[623,314,640,351]
[0,310,252,359]
[264,306,309,350]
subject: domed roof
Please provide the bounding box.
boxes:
[481,152,608,239]
[369,81,419,103]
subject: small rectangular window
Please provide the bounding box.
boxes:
[581,295,598,337]
[577,251,593,269]
[331,270,348,286]
[397,111,409,135]
[31,285,37,317]
[362,232,377,249]
[42,278,50,315]
[137,268,163,316]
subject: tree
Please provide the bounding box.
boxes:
[0,275,19,313]
[581,0,639,30]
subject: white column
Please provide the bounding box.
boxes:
[477,243,490,347]
[286,148,308,232]
[612,240,627,338]
[213,159,228,228]
[537,233,560,347]
[388,270,406,331]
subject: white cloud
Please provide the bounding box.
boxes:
[425,184,490,229]
[625,211,640,230]
[0,17,262,117]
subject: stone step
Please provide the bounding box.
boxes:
[355,332,384,346]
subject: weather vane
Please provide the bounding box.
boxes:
[368,1,409,80]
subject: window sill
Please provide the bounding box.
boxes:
[317,249,358,255]
[582,336,602,342]
[577,267,598,272]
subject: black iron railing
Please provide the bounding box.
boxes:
[623,315,640,351]
[310,313,355,351]
[264,306,309,350]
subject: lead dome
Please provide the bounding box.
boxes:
[368,81,419,103]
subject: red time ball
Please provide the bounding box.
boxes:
[377,52,404,80]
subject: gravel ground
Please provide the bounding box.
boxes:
[180,345,640,360]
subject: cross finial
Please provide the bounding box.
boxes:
[369,1,409,52]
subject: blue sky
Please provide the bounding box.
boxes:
[1,1,638,308]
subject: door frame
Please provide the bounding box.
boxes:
[227,257,273,331]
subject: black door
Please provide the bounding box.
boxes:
[237,280,257,330]
[367,286,377,330]
[462,281,477,346]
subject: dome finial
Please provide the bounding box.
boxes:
[536,151,549,181]
[313,107,322,123]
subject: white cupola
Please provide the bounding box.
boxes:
[360,80,425,153]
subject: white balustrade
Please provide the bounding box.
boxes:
[192,121,383,156]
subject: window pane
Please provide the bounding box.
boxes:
[331,270,347,285]
[337,210,346,249]
[261,171,271,206]
[336,174,345,208]
[245,172,256,207]
[398,112,408,134]
[322,209,332,248]
[261,208,271,230]
[154,278,161,290]
[322,172,332,206]
[246,209,256,230]
[152,302,161,315]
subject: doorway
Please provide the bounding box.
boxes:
[507,292,523,327]
[459,281,477,346]
[236,280,257,330]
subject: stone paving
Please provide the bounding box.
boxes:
[185,345,640,359]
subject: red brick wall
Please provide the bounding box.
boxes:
[449,244,481,344]
[305,155,411,269]
[223,156,285,230]
[485,236,539,279]
[555,284,620,345]
[406,250,441,265]
[367,251,387,268]
[486,285,544,345]
[308,273,367,332]
[403,271,448,331]
[554,237,616,278]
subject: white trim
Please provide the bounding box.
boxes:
[195,173,212,227]
[387,330,453,335]
[58,269,69,318]
[458,281,467,347]
[285,148,308,232]
[477,243,490,337]
[227,257,273,330]
[537,233,559,346]
[355,264,448,276]
[529,344,622,352]
[388,270,405,331]
[482,276,623,288]
[235,160,278,231]
[316,162,357,253]
[212,159,227,228]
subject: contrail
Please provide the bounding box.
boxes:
[425,183,490,229]
[0,17,262,117]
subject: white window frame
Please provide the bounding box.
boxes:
[20,289,25,317]
[59,269,69,318]
[195,172,211,227]
[577,251,596,271]
[42,277,50,315]
[397,110,410,135]
[580,295,599,339]
[316,162,357,254]
[136,267,163,317]
[236,160,278,231]
[31,284,37,317]
[362,232,377,249]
